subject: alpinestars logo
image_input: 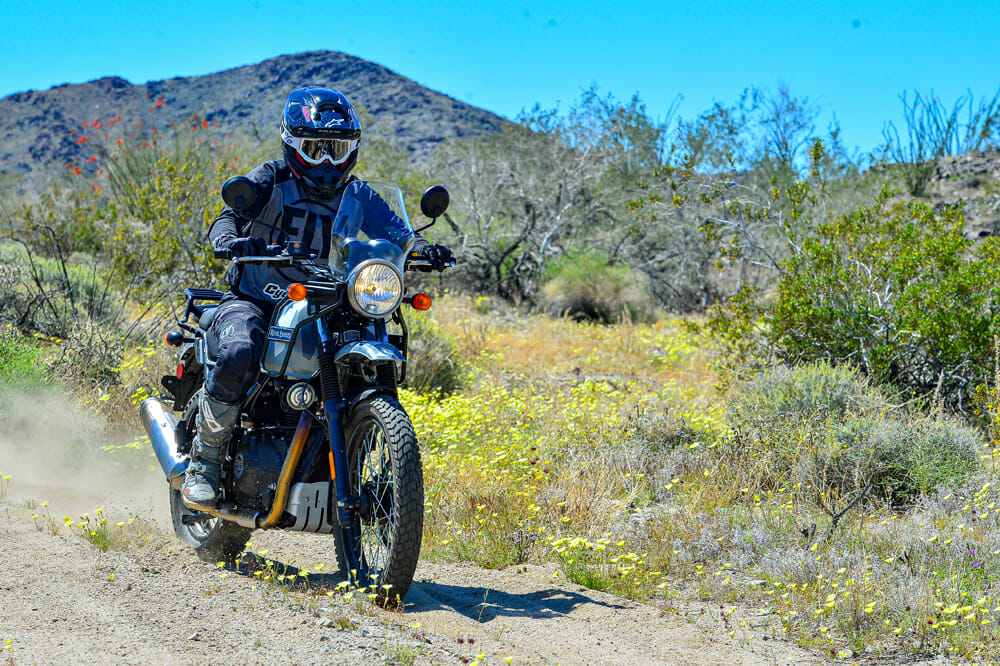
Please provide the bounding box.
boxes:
[263,283,286,300]
[201,405,228,433]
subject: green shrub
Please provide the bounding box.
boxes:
[727,361,982,507]
[0,243,124,336]
[825,415,980,505]
[403,312,464,395]
[728,412,981,509]
[540,250,653,323]
[766,189,1000,413]
[731,361,884,421]
[0,326,50,389]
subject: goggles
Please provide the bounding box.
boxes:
[283,134,359,166]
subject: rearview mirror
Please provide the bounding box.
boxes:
[419,185,449,219]
[221,176,258,212]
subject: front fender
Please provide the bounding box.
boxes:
[334,341,404,365]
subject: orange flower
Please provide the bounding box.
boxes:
[76,136,87,144]
[86,156,97,163]
[73,167,81,175]
[201,119,209,128]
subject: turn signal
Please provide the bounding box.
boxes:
[411,292,432,311]
[288,283,307,301]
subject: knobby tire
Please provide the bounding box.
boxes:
[335,395,424,607]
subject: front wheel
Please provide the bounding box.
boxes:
[335,396,424,607]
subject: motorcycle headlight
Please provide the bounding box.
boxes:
[347,260,403,318]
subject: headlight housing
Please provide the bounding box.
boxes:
[347,260,403,318]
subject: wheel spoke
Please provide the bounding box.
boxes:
[352,418,397,579]
[338,397,421,605]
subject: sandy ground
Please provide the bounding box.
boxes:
[0,390,823,665]
[0,499,823,666]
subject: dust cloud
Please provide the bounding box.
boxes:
[0,386,168,522]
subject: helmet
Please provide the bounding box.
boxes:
[280,87,362,199]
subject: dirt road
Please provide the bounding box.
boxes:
[0,484,827,665]
[0,390,821,665]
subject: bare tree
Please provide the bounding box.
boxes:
[435,123,614,302]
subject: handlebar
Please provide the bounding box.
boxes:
[216,245,456,272]
[405,257,457,272]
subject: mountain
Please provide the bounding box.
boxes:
[0,50,506,189]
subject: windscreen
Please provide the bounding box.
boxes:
[330,180,413,274]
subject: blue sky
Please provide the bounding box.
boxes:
[2,0,997,155]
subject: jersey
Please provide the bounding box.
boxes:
[208,160,414,309]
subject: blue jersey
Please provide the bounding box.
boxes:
[208,160,413,308]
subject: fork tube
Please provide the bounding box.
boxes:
[318,322,353,525]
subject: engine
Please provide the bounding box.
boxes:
[230,428,289,511]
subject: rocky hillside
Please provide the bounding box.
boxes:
[0,50,506,190]
[925,150,1000,234]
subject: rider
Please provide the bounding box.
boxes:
[181,86,452,508]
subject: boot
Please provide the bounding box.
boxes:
[181,389,239,508]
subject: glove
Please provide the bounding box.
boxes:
[226,237,268,257]
[425,244,453,271]
[410,239,453,271]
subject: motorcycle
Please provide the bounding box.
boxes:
[140,177,453,606]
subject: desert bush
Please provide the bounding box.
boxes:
[0,326,50,389]
[730,361,885,421]
[0,245,33,329]
[402,311,464,395]
[624,155,804,312]
[727,411,980,510]
[540,250,654,323]
[49,319,126,391]
[821,415,980,505]
[882,88,1000,195]
[755,84,820,178]
[727,363,982,508]
[766,189,1000,412]
[0,242,133,337]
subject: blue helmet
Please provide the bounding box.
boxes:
[280,87,362,199]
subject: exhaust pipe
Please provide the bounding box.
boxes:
[140,397,187,488]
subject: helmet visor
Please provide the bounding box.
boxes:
[292,136,358,166]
